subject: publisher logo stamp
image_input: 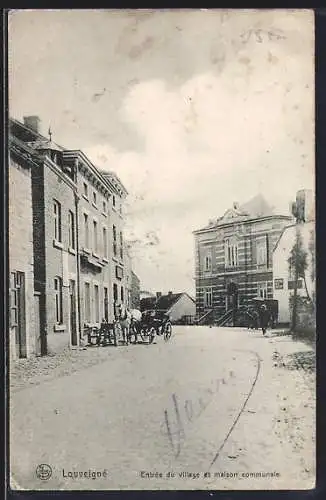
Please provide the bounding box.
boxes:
[36,464,52,481]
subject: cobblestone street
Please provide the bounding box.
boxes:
[10,326,315,491]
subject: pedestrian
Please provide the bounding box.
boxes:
[252,309,259,330]
[245,307,254,329]
[259,304,269,336]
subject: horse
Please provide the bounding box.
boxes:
[116,304,142,344]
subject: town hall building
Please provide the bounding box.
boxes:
[193,195,293,324]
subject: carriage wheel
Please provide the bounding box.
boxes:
[148,327,156,344]
[164,322,172,341]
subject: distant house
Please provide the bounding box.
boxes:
[140,291,196,324]
[273,190,315,325]
[140,290,155,301]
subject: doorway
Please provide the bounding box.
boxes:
[10,271,27,358]
[104,287,109,322]
[69,279,78,346]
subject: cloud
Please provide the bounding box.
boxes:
[83,16,314,294]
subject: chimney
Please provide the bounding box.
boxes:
[23,115,40,134]
[233,202,239,210]
[156,292,162,299]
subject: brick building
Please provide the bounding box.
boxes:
[194,195,293,324]
[10,116,128,354]
[10,117,79,354]
[9,135,37,359]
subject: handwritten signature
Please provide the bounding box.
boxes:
[161,350,261,466]
[240,29,286,44]
[161,373,234,459]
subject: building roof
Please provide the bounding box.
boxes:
[194,194,290,233]
[140,297,157,310]
[140,292,194,312]
[10,117,127,196]
[238,194,275,218]
[273,220,315,254]
[28,139,63,152]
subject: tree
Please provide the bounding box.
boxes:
[308,229,316,308]
[288,225,312,330]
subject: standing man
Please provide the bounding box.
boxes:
[259,304,270,335]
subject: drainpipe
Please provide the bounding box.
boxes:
[74,163,82,343]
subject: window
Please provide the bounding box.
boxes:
[84,282,91,322]
[93,220,98,254]
[83,213,89,248]
[288,279,303,290]
[113,283,118,302]
[10,272,18,327]
[204,287,213,307]
[257,238,267,265]
[121,286,124,303]
[112,195,116,207]
[83,182,88,198]
[274,279,284,290]
[104,287,109,322]
[68,210,75,249]
[120,231,123,260]
[94,285,100,323]
[53,200,62,242]
[103,200,107,213]
[119,203,122,215]
[103,227,108,259]
[225,238,238,267]
[204,250,212,272]
[93,191,97,206]
[113,225,117,256]
[54,277,63,324]
[257,282,268,299]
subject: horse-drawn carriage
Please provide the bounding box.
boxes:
[84,307,173,347]
[132,309,172,344]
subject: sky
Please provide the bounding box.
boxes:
[8,9,315,295]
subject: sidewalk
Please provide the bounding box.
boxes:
[9,345,117,393]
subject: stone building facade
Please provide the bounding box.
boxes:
[62,151,128,334]
[9,136,36,359]
[194,195,293,323]
[10,116,130,355]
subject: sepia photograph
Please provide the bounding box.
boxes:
[8,9,315,491]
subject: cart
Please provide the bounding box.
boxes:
[84,321,118,347]
[131,309,172,344]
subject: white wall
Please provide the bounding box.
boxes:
[169,294,196,323]
[273,221,315,323]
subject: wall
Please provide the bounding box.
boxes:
[77,165,119,329]
[42,162,78,354]
[291,296,316,338]
[9,156,35,358]
[131,271,141,309]
[273,221,315,324]
[169,294,196,323]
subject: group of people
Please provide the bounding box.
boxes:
[245,304,271,335]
